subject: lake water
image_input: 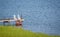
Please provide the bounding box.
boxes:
[0,0,60,35]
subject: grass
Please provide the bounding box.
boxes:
[0,26,60,37]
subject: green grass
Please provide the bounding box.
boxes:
[0,26,60,37]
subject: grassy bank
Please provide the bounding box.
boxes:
[0,26,60,37]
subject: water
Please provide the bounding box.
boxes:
[0,0,60,35]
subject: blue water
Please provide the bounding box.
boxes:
[0,0,60,35]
